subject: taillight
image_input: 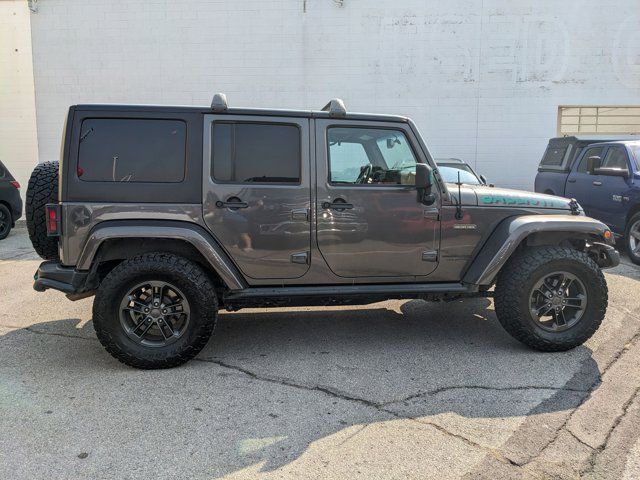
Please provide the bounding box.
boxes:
[10,180,20,189]
[45,204,61,236]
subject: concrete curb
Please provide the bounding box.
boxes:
[526,336,640,477]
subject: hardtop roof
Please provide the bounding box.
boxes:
[549,134,640,143]
[72,103,410,123]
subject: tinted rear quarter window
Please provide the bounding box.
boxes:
[211,122,301,183]
[78,118,187,182]
[540,145,568,166]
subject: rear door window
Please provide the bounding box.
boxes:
[211,122,301,183]
[78,119,187,182]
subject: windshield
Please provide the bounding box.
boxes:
[437,164,482,185]
[630,145,640,169]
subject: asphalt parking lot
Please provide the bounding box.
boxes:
[1,224,639,479]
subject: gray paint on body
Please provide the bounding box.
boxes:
[45,104,619,299]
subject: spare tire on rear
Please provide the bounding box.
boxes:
[26,161,60,260]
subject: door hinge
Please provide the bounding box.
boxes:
[291,208,310,222]
[423,207,439,220]
[421,250,438,262]
[290,251,309,264]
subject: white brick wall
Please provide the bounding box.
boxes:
[29,0,640,190]
[0,0,38,205]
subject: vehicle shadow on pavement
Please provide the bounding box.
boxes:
[0,297,602,478]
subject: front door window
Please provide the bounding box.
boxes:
[328,128,417,186]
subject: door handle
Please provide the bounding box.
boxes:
[592,181,602,186]
[322,200,354,211]
[216,199,248,209]
[291,208,309,221]
[423,207,439,220]
[567,178,576,183]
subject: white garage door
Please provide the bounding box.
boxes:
[558,106,640,135]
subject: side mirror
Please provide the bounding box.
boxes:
[594,167,629,179]
[415,163,433,189]
[479,174,488,185]
[586,156,601,174]
[415,163,435,204]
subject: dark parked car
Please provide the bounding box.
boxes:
[435,157,489,185]
[26,95,619,369]
[535,140,640,264]
[0,160,22,239]
[534,135,639,195]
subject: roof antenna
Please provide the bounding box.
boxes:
[455,171,463,220]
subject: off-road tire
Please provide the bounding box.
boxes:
[0,204,12,240]
[494,246,607,351]
[26,161,59,260]
[93,253,218,369]
[624,212,640,265]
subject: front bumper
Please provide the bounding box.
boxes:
[588,242,620,269]
[33,261,95,299]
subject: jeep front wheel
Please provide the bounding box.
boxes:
[93,253,218,369]
[494,246,607,351]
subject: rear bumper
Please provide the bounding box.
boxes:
[33,261,95,299]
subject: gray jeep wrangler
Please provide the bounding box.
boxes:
[27,94,620,369]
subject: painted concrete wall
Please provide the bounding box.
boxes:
[0,0,38,205]
[29,0,640,190]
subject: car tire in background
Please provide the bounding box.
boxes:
[26,161,60,260]
[0,204,12,240]
[624,212,640,265]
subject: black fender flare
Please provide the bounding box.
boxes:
[463,214,614,286]
[76,220,247,290]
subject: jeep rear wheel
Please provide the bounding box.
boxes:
[93,253,218,369]
[494,246,607,351]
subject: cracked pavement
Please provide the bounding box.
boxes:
[1,225,640,479]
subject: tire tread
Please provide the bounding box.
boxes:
[93,253,218,369]
[26,161,59,260]
[494,246,607,352]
